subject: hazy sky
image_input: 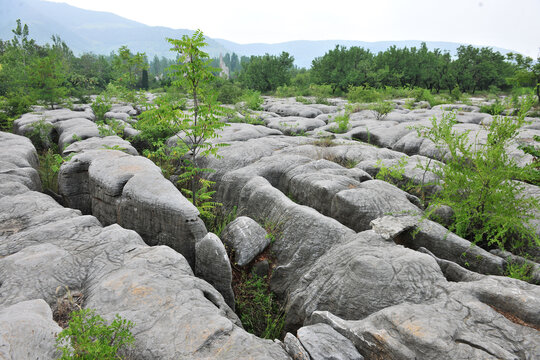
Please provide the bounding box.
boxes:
[48,0,540,57]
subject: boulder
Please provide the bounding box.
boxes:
[0,132,41,192]
[0,300,62,360]
[266,116,326,135]
[195,232,235,309]
[54,117,100,150]
[285,231,446,329]
[59,149,207,267]
[283,333,311,360]
[264,103,323,118]
[62,135,138,157]
[221,216,271,266]
[297,323,363,360]
[330,180,422,232]
[308,275,540,360]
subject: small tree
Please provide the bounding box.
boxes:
[166,30,227,209]
[417,99,539,253]
[28,52,67,109]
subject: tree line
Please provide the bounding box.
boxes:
[1,18,539,131]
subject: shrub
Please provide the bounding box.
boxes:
[347,85,380,103]
[450,85,462,101]
[370,100,394,120]
[241,89,264,110]
[56,308,135,360]
[27,119,54,152]
[214,80,243,104]
[38,148,66,193]
[416,103,540,253]
[295,96,312,105]
[91,95,111,122]
[329,113,350,134]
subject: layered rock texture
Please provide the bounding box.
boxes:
[4,95,540,359]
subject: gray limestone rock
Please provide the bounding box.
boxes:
[370,215,418,241]
[285,231,446,329]
[297,324,363,360]
[54,117,100,150]
[398,219,506,276]
[0,132,41,192]
[0,300,62,360]
[308,274,540,360]
[62,135,138,156]
[266,116,326,135]
[195,232,235,309]
[283,333,311,360]
[0,140,291,359]
[264,103,323,118]
[330,180,422,232]
[221,216,270,266]
[59,149,207,267]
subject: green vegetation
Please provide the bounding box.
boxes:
[370,100,394,120]
[56,308,135,360]
[416,102,540,253]
[234,273,285,339]
[238,52,294,92]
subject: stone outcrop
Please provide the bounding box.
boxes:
[58,147,206,266]
[0,131,290,359]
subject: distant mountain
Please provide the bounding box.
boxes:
[0,0,516,68]
[0,0,229,58]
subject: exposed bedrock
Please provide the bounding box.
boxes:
[0,132,42,193]
[58,146,206,267]
[0,132,290,359]
[307,273,540,360]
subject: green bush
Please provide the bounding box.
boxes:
[450,85,462,101]
[347,85,381,103]
[274,85,298,98]
[479,99,505,115]
[39,148,66,193]
[241,89,264,110]
[370,100,394,120]
[417,103,540,253]
[27,119,54,152]
[56,308,135,360]
[91,95,111,122]
[329,113,350,134]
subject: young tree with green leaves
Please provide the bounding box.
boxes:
[112,45,148,89]
[507,53,540,103]
[153,30,227,211]
[28,51,68,109]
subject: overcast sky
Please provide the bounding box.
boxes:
[48,0,540,57]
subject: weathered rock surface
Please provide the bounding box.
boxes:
[0,132,42,193]
[54,117,100,150]
[308,274,540,359]
[58,148,206,267]
[285,231,447,329]
[297,323,364,360]
[283,333,311,360]
[0,300,62,359]
[195,232,235,309]
[221,216,270,266]
[266,116,326,135]
[0,132,290,359]
[264,102,323,118]
[62,135,138,156]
